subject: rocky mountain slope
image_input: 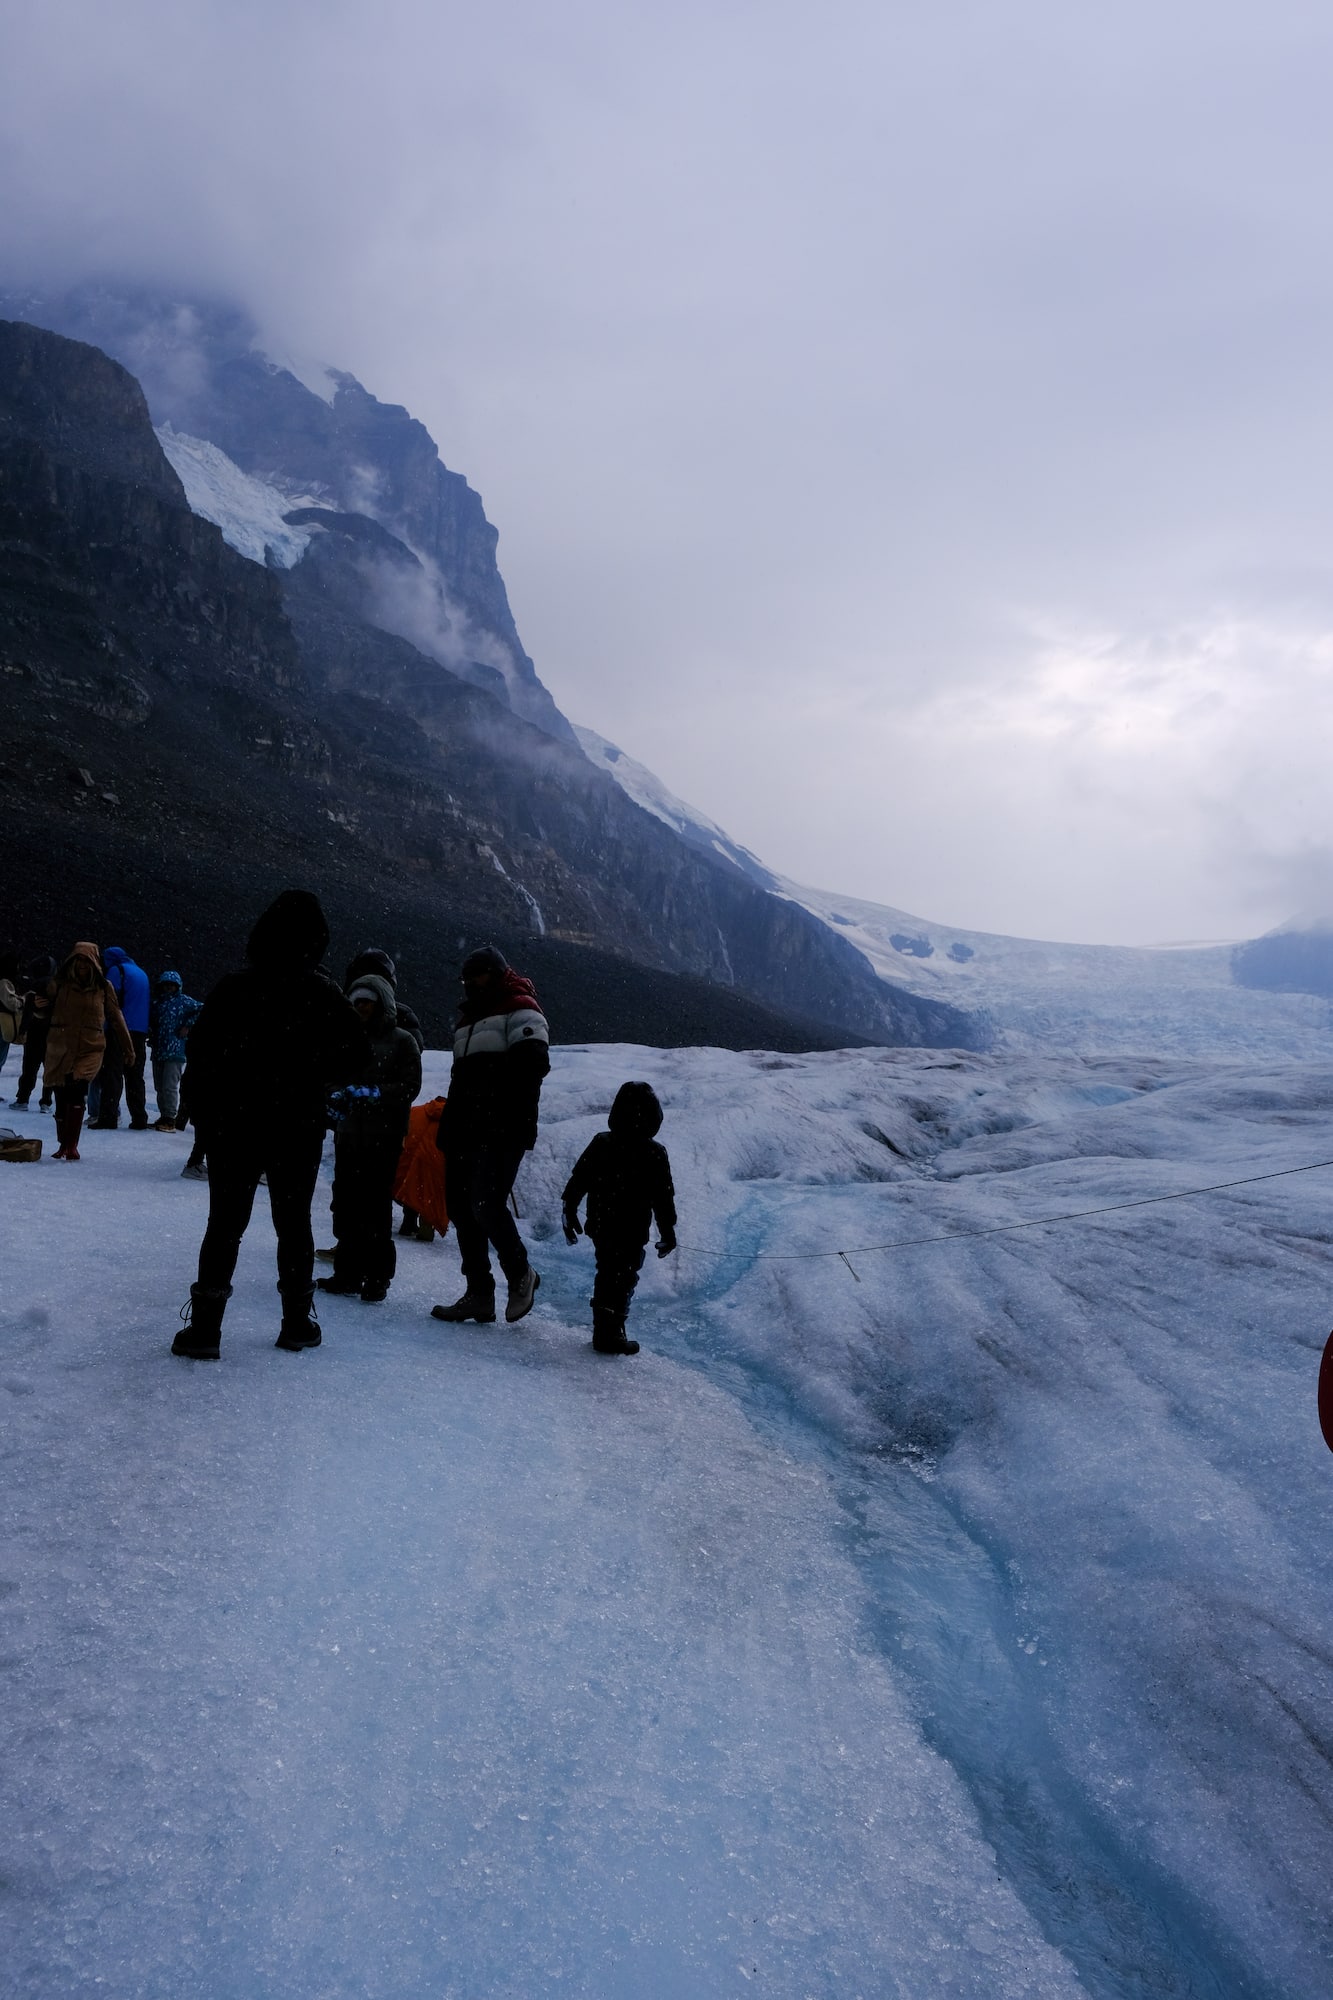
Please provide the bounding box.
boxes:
[0,310,983,1051]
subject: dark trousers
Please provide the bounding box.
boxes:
[53,1078,89,1114]
[197,1128,325,1299]
[97,1030,148,1126]
[15,1025,51,1104]
[331,1135,401,1287]
[447,1143,528,1290]
[591,1235,647,1324]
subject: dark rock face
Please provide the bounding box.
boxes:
[0,315,987,1053]
[2,283,570,738]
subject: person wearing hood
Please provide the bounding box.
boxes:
[91,946,152,1130]
[430,945,549,1326]
[343,949,426,1052]
[317,973,422,1304]
[10,955,57,1110]
[172,890,370,1360]
[42,943,135,1161]
[149,970,201,1129]
[561,1081,677,1355]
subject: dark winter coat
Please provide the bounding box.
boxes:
[563,1084,677,1248]
[334,974,422,1149]
[187,924,370,1140]
[439,968,550,1155]
[103,948,152,1034]
[20,960,56,1044]
[150,973,202,1063]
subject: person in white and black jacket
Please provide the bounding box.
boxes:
[431,945,549,1327]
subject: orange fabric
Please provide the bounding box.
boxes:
[394,1097,449,1234]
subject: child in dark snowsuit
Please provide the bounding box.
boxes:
[562,1081,676,1355]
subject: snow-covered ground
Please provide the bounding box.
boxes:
[4,1044,1332,1997]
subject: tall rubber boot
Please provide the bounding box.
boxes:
[275,1291,322,1351]
[63,1104,84,1161]
[171,1284,230,1360]
[52,1107,70,1160]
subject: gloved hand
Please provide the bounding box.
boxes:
[562,1206,583,1246]
[656,1231,677,1259]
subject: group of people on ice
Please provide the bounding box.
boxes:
[1,893,676,1361]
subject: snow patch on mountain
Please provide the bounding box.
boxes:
[574,725,775,886]
[155,425,317,569]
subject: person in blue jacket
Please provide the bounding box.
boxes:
[91,945,152,1129]
[149,970,201,1129]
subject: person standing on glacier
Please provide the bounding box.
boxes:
[172,890,369,1360]
[430,945,549,1326]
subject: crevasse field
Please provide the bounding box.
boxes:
[4,1043,1332,1999]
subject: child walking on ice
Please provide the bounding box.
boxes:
[562,1081,676,1355]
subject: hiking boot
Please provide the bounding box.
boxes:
[592,1304,638,1355]
[360,1280,389,1304]
[153,1116,177,1132]
[275,1294,322,1351]
[505,1267,540,1323]
[130,1119,150,1131]
[431,1286,497,1323]
[315,1245,336,1261]
[315,1274,361,1296]
[180,1160,208,1181]
[414,1223,436,1244]
[397,1210,419,1237]
[171,1284,230,1359]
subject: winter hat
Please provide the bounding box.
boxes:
[608,1081,664,1140]
[461,945,509,982]
[347,974,397,1024]
[247,890,330,973]
[345,948,397,989]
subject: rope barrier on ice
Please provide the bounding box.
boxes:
[673,1155,1333,1272]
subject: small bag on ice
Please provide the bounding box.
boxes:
[0,1128,41,1163]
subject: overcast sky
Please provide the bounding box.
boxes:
[5,0,1333,944]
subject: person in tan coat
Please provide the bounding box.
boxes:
[43,943,134,1160]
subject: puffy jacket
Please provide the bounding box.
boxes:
[44,945,135,1087]
[103,948,152,1034]
[562,1085,677,1248]
[438,970,550,1154]
[150,973,202,1062]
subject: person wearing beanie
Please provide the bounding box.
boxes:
[90,946,152,1130]
[561,1081,677,1355]
[172,890,371,1359]
[317,974,422,1304]
[42,943,135,1161]
[430,945,549,1326]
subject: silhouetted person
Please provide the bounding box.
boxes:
[172,891,369,1360]
[562,1082,677,1355]
[11,956,57,1109]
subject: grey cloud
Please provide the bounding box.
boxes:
[5,1,1333,940]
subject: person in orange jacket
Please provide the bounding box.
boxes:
[394,1096,449,1242]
